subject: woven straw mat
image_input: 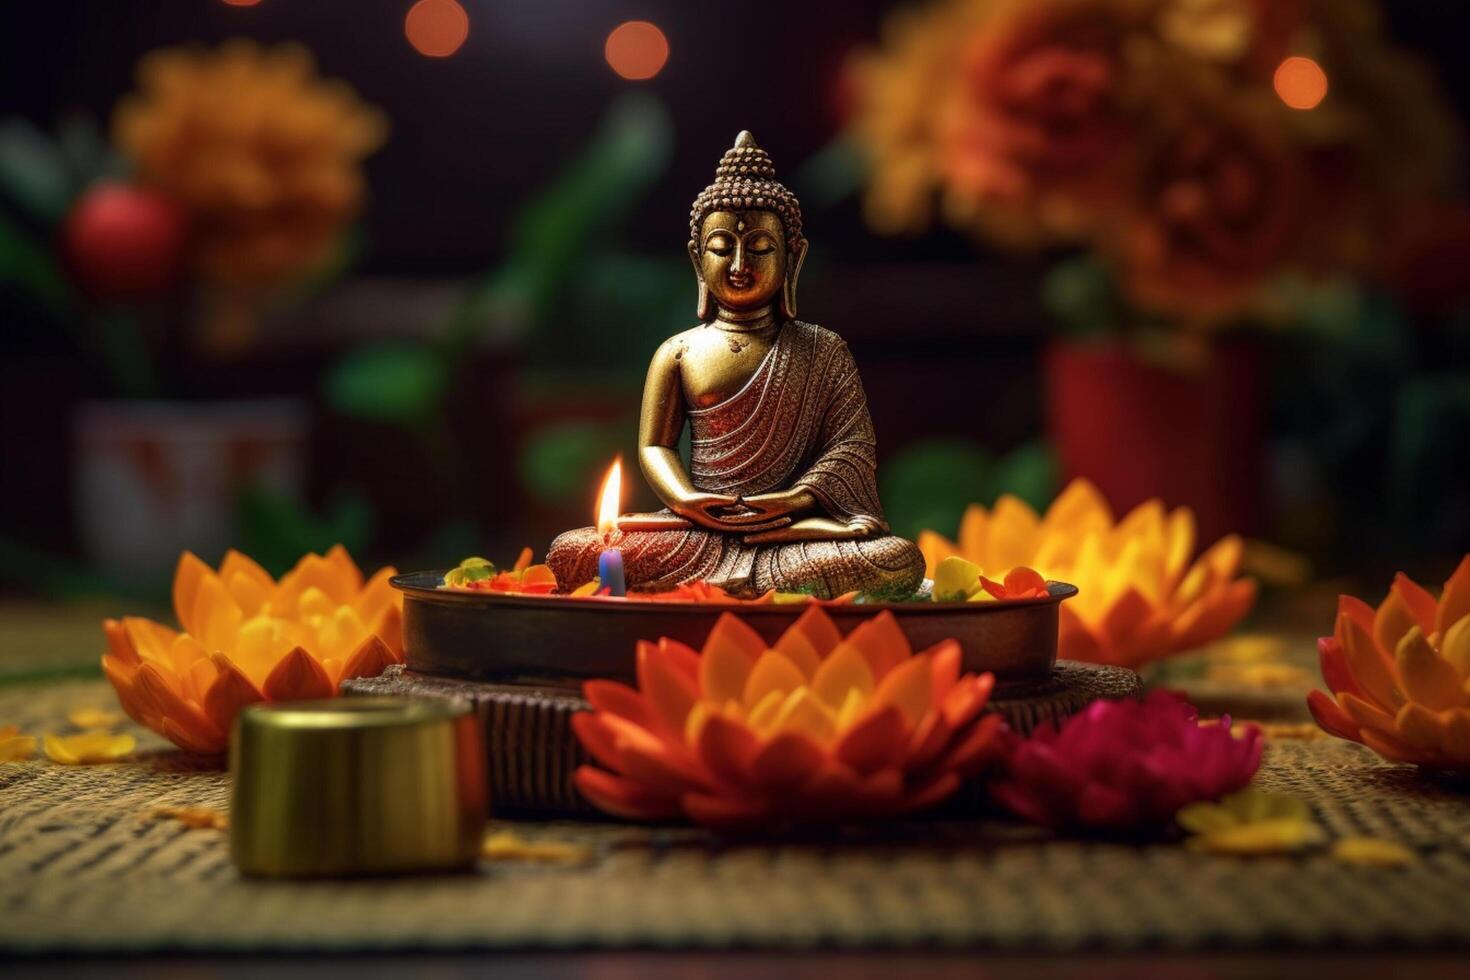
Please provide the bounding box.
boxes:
[2,678,1468,953]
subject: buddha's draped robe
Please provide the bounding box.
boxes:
[547,321,925,598]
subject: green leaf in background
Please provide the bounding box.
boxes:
[519,419,628,507]
[0,210,71,314]
[236,486,373,578]
[881,438,1057,541]
[323,342,448,426]
[882,439,994,541]
[447,92,673,353]
[991,440,1058,512]
[1042,254,1122,340]
[0,119,73,225]
[56,114,126,187]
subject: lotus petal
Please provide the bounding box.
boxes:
[702,612,767,663]
[790,605,843,658]
[574,766,681,820]
[262,646,334,702]
[583,679,651,727]
[751,731,827,789]
[810,640,876,710]
[1436,556,1470,638]
[834,705,908,774]
[638,641,700,739]
[1395,627,1463,711]
[871,655,932,728]
[742,650,807,709]
[202,655,265,734]
[843,611,911,680]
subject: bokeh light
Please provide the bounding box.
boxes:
[1274,56,1329,110]
[605,21,669,81]
[405,0,469,58]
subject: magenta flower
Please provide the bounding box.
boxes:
[991,691,1263,832]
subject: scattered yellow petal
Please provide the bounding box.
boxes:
[1186,817,1327,855]
[481,830,591,864]
[571,578,602,596]
[43,732,136,765]
[1179,789,1324,855]
[147,806,229,830]
[1205,662,1314,690]
[67,707,125,730]
[1,725,37,762]
[1330,836,1417,868]
[1256,722,1328,740]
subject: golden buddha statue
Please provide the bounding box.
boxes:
[547,131,926,598]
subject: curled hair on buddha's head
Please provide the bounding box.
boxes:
[688,131,808,320]
[688,130,805,256]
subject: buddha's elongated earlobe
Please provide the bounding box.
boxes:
[689,241,714,321]
[780,239,807,320]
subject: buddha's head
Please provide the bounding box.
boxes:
[688,131,808,320]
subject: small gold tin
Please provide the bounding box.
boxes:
[229,697,488,877]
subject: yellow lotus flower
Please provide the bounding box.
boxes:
[102,546,404,755]
[0,725,36,762]
[44,732,137,765]
[1178,788,1325,855]
[919,479,1256,667]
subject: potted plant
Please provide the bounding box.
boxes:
[848,0,1459,543]
[0,40,386,579]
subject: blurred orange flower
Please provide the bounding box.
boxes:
[1308,558,1470,772]
[102,546,403,754]
[114,39,387,291]
[851,0,1459,324]
[920,479,1255,667]
[1112,106,1304,319]
[937,0,1139,242]
[573,607,1004,830]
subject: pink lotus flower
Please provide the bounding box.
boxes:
[992,690,1262,831]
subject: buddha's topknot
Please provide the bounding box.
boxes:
[689,131,805,254]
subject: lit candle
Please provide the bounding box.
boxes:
[595,459,626,597]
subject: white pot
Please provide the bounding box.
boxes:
[73,400,307,580]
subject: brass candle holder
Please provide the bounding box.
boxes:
[230,697,488,877]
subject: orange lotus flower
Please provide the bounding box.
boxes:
[1308,557,1470,772]
[102,546,403,754]
[920,479,1255,668]
[572,607,1004,831]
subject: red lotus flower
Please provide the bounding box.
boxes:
[572,607,1004,831]
[992,690,1262,831]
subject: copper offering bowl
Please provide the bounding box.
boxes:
[391,571,1078,690]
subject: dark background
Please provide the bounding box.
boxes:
[3,0,1469,593]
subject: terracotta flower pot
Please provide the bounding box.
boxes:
[73,400,307,580]
[1043,339,1264,545]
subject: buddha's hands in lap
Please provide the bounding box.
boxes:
[674,492,779,531]
[735,488,815,524]
[743,516,875,545]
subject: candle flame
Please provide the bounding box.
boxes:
[596,458,623,535]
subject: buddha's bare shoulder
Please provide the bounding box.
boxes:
[647,328,703,368]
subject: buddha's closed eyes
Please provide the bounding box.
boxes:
[547,132,926,599]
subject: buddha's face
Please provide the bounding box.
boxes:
[695,210,786,313]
